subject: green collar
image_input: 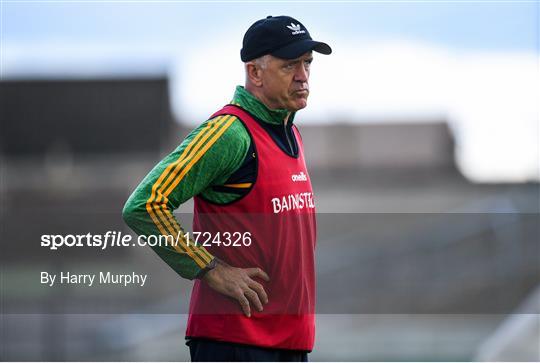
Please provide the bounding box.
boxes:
[231,86,295,126]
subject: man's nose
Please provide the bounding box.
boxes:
[294,63,309,82]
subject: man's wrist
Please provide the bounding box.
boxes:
[195,258,217,280]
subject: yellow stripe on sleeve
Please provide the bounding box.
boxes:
[162,116,236,197]
[223,183,253,188]
[145,115,234,267]
[156,115,233,202]
[156,115,237,264]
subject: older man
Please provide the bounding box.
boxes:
[123,15,331,361]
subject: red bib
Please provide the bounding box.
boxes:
[186,105,317,351]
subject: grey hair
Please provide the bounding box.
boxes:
[247,54,271,70]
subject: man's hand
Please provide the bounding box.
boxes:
[202,259,270,317]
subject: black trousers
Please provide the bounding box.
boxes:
[186,338,309,362]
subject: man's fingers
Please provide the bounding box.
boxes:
[245,267,270,282]
[244,289,263,312]
[236,290,251,317]
[206,265,269,317]
[247,280,268,305]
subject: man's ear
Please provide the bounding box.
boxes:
[246,63,263,87]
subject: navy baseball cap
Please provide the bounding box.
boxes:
[241,15,332,62]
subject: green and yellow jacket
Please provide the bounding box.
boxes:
[122,86,300,279]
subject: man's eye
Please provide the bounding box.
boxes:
[284,64,294,70]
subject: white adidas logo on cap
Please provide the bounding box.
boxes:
[286,23,306,35]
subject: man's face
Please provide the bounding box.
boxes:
[260,52,313,112]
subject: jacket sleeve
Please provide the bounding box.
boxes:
[122,115,249,279]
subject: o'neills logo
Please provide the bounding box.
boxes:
[271,192,315,214]
[291,172,307,182]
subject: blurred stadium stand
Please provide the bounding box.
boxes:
[1,78,172,155]
[1,77,538,361]
[475,284,540,361]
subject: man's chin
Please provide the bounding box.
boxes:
[290,98,308,111]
